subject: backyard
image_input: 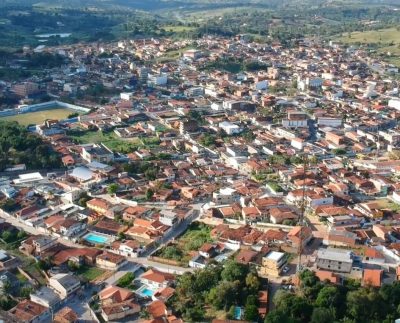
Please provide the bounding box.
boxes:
[154,222,213,265]
[76,265,107,282]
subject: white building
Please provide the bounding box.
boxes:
[219,121,242,135]
[388,98,400,111]
[120,92,134,101]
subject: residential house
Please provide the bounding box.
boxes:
[9,299,51,323]
[140,269,175,290]
[49,274,80,299]
[53,307,78,323]
[99,285,134,305]
[101,299,140,322]
[96,251,128,270]
[316,248,353,273]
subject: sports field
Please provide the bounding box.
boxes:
[1,108,74,125]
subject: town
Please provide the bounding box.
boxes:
[0,32,400,323]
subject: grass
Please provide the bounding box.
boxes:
[375,198,400,212]
[335,28,400,67]
[69,129,161,153]
[1,108,76,125]
[76,265,106,281]
[24,262,47,285]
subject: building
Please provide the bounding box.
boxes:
[81,144,114,164]
[30,287,61,308]
[53,307,78,323]
[96,251,128,270]
[282,111,308,128]
[48,274,80,299]
[0,250,19,269]
[287,226,313,248]
[101,299,140,321]
[12,82,40,97]
[140,269,175,289]
[259,251,287,277]
[219,121,242,135]
[19,235,57,256]
[8,299,51,323]
[316,248,353,273]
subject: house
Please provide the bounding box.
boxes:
[99,285,134,305]
[19,235,57,256]
[96,251,128,270]
[259,251,287,277]
[8,299,51,323]
[324,230,358,248]
[315,270,341,284]
[111,240,141,257]
[236,249,259,264]
[199,243,217,258]
[147,300,168,319]
[49,273,80,299]
[0,249,19,269]
[53,306,78,323]
[287,226,313,248]
[81,144,114,163]
[140,269,175,289]
[101,299,140,322]
[316,248,353,273]
[363,268,383,287]
[30,287,61,308]
[86,198,112,215]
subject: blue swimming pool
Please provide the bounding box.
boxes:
[84,233,109,244]
[234,306,242,320]
[141,288,155,297]
[136,285,156,298]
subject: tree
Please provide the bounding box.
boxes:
[1,230,12,243]
[0,280,11,296]
[227,305,236,319]
[146,188,154,200]
[107,183,119,195]
[311,307,335,323]
[17,230,27,240]
[68,260,80,271]
[244,304,259,321]
[221,260,249,282]
[315,286,341,308]
[245,273,260,293]
[264,309,295,323]
[20,286,34,298]
[206,280,239,310]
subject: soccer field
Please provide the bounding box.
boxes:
[1,108,74,125]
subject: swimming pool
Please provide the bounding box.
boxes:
[234,306,242,320]
[83,233,109,245]
[136,285,156,298]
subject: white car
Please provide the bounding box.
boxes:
[282,266,290,274]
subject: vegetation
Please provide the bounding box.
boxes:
[0,121,61,171]
[76,265,106,281]
[116,272,135,288]
[169,261,262,322]
[2,109,75,125]
[265,269,400,323]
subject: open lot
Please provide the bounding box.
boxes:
[1,108,75,125]
[76,265,107,282]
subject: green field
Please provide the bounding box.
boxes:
[76,265,106,281]
[163,25,196,33]
[1,108,75,125]
[335,28,400,66]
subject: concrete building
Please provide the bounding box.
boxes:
[259,251,287,277]
[316,248,353,273]
[49,274,80,299]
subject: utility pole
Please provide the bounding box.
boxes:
[297,151,308,273]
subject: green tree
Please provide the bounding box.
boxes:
[221,260,249,282]
[315,286,341,308]
[311,307,335,323]
[107,183,119,195]
[244,304,259,321]
[1,230,12,243]
[20,286,34,298]
[146,188,154,200]
[264,309,295,323]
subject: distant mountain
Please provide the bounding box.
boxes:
[0,0,398,11]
